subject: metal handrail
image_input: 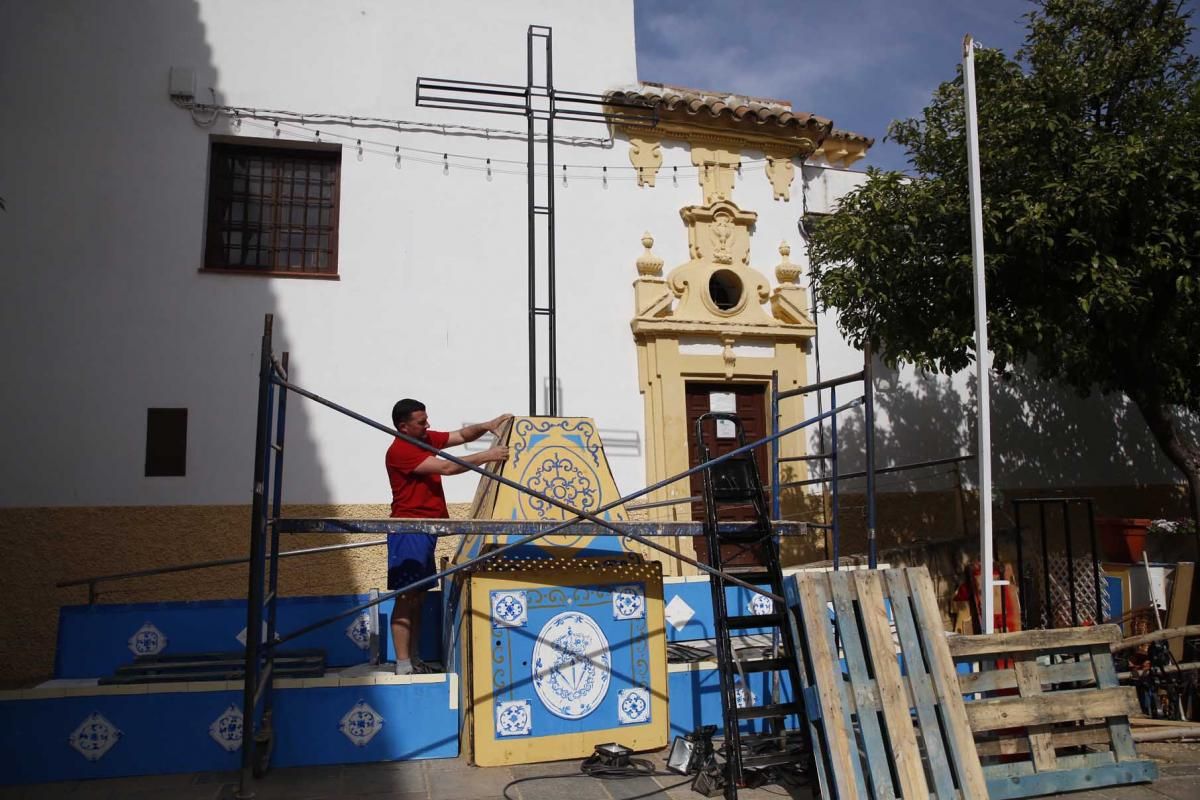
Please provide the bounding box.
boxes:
[266,397,865,650]
[779,453,976,490]
[56,539,387,604]
[776,369,865,401]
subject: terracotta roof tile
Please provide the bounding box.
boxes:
[607,82,874,148]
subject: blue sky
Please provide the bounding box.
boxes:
[634,0,1195,173]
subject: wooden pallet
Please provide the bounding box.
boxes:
[948,625,1158,798]
[786,566,989,799]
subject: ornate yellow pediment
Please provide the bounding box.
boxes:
[665,200,772,325]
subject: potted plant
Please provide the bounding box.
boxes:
[1095,517,1153,564]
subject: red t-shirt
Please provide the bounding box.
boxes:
[385,430,451,518]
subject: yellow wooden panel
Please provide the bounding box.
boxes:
[467,558,668,767]
[464,417,630,559]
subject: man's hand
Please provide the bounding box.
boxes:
[486,414,514,435]
[482,445,510,463]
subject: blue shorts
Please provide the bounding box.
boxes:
[387,532,437,591]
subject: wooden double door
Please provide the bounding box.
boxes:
[684,382,771,567]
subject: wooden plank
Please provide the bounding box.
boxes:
[1167,563,1195,661]
[826,571,897,800]
[957,658,1096,694]
[948,625,1120,658]
[964,686,1140,732]
[1012,656,1057,773]
[782,598,834,800]
[973,724,1112,756]
[1111,623,1200,652]
[883,569,958,800]
[1088,642,1140,762]
[796,574,867,800]
[854,570,927,798]
[982,750,1114,780]
[905,566,990,799]
[984,759,1158,800]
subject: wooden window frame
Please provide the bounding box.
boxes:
[201,135,342,279]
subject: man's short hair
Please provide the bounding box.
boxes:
[392,398,426,428]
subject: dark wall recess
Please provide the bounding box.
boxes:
[145,408,187,477]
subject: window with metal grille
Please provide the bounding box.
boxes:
[204,138,340,276]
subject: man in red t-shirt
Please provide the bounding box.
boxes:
[386,398,510,675]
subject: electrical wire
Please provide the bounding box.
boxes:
[175,98,865,181]
[236,116,769,178]
[186,100,615,146]
[500,757,691,800]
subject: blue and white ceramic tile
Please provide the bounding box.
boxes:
[208,704,243,752]
[339,700,385,747]
[496,700,532,737]
[617,687,651,725]
[612,584,645,621]
[748,594,774,616]
[127,622,167,656]
[734,686,757,709]
[345,611,371,650]
[531,611,612,719]
[491,590,528,628]
[69,712,121,761]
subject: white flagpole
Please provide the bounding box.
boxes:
[963,34,995,633]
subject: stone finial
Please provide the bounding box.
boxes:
[775,241,800,284]
[636,232,664,277]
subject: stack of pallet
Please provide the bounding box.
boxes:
[785,566,1159,800]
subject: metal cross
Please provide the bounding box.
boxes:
[416,25,653,415]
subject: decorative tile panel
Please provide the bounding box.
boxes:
[748,594,774,616]
[127,622,167,656]
[339,700,384,747]
[69,712,121,761]
[208,704,243,752]
[664,594,696,632]
[496,700,532,737]
[617,687,651,725]
[491,590,528,628]
[612,584,645,620]
[345,611,371,650]
[531,611,611,719]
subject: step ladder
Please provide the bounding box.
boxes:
[696,412,809,799]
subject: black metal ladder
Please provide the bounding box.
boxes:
[696,412,809,798]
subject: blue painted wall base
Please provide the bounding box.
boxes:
[0,674,459,786]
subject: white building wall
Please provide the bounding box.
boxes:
[3,0,1176,514]
[0,0,655,507]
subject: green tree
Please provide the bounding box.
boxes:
[808,0,1200,524]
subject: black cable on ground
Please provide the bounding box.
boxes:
[501,758,691,800]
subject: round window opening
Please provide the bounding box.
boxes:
[708,270,743,311]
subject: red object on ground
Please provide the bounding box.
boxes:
[1095,517,1152,564]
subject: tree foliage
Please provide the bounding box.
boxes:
[807,0,1200,517]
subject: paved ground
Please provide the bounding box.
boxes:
[3,742,1200,799]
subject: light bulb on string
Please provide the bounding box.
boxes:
[394,146,402,169]
[356,140,364,161]
[562,164,568,188]
[443,154,449,176]
[314,130,321,143]
[486,158,492,181]
[736,162,742,178]
[602,166,608,189]
[673,166,678,187]
[232,112,241,133]
[273,121,280,138]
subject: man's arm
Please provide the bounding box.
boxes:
[445,413,513,446]
[411,446,509,476]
